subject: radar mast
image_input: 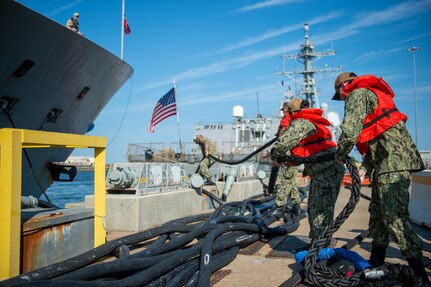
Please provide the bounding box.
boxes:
[275,23,341,107]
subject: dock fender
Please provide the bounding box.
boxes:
[87,122,95,133]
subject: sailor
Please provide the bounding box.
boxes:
[272,101,301,217]
[66,12,83,35]
[333,72,429,285]
[194,134,219,185]
[271,98,344,243]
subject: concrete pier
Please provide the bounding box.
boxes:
[84,180,263,232]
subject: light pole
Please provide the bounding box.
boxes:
[407,47,422,148]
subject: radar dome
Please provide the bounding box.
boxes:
[327,111,340,126]
[284,89,295,99]
[320,103,328,111]
[233,105,244,117]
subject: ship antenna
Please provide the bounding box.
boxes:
[256,91,260,117]
[274,23,342,108]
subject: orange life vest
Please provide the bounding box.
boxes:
[343,75,407,154]
[290,109,337,157]
[276,114,291,136]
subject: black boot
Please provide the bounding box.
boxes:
[205,178,215,185]
[369,243,387,267]
[407,256,430,286]
[291,203,301,216]
[271,206,285,218]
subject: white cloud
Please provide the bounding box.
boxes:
[180,83,280,107]
[136,42,298,93]
[394,84,431,102]
[136,1,431,98]
[45,0,83,17]
[195,12,340,58]
[237,0,307,13]
[108,83,281,114]
[398,31,431,45]
[346,0,431,30]
[353,47,404,64]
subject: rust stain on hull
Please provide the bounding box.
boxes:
[22,220,72,273]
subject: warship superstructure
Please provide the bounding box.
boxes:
[114,24,342,195]
[126,24,341,164]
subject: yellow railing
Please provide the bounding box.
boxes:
[0,128,107,279]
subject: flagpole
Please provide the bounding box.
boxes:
[173,80,183,154]
[120,0,125,60]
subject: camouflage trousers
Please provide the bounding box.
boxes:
[369,171,423,258]
[198,156,217,180]
[307,161,344,240]
[276,165,301,207]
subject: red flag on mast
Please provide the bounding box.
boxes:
[123,16,131,35]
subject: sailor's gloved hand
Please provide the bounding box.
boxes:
[272,161,281,167]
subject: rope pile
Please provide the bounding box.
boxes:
[1,196,300,287]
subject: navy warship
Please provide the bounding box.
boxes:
[0,0,133,200]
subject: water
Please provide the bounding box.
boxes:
[45,171,95,208]
[44,162,263,209]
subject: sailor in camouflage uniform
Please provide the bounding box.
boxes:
[271,98,344,241]
[65,12,83,35]
[333,72,429,285]
[275,165,301,213]
[274,102,301,216]
[194,134,220,184]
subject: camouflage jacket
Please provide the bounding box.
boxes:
[336,88,424,175]
[270,118,337,177]
[198,136,219,157]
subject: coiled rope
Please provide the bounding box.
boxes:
[1,196,300,287]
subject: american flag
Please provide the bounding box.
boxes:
[148,88,177,133]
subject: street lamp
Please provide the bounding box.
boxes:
[407,47,422,148]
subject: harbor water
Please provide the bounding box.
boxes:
[46,171,94,208]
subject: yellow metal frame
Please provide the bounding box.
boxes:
[0,128,107,279]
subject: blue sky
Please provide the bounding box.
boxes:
[19,0,431,163]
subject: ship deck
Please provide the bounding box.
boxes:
[107,186,431,286]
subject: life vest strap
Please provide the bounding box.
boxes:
[297,137,332,147]
[363,108,397,129]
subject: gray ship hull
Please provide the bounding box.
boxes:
[0,1,133,198]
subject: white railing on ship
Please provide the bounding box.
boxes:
[127,140,272,163]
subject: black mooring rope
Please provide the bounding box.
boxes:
[209,137,336,165]
[209,137,277,165]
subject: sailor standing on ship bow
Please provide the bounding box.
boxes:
[66,12,83,35]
